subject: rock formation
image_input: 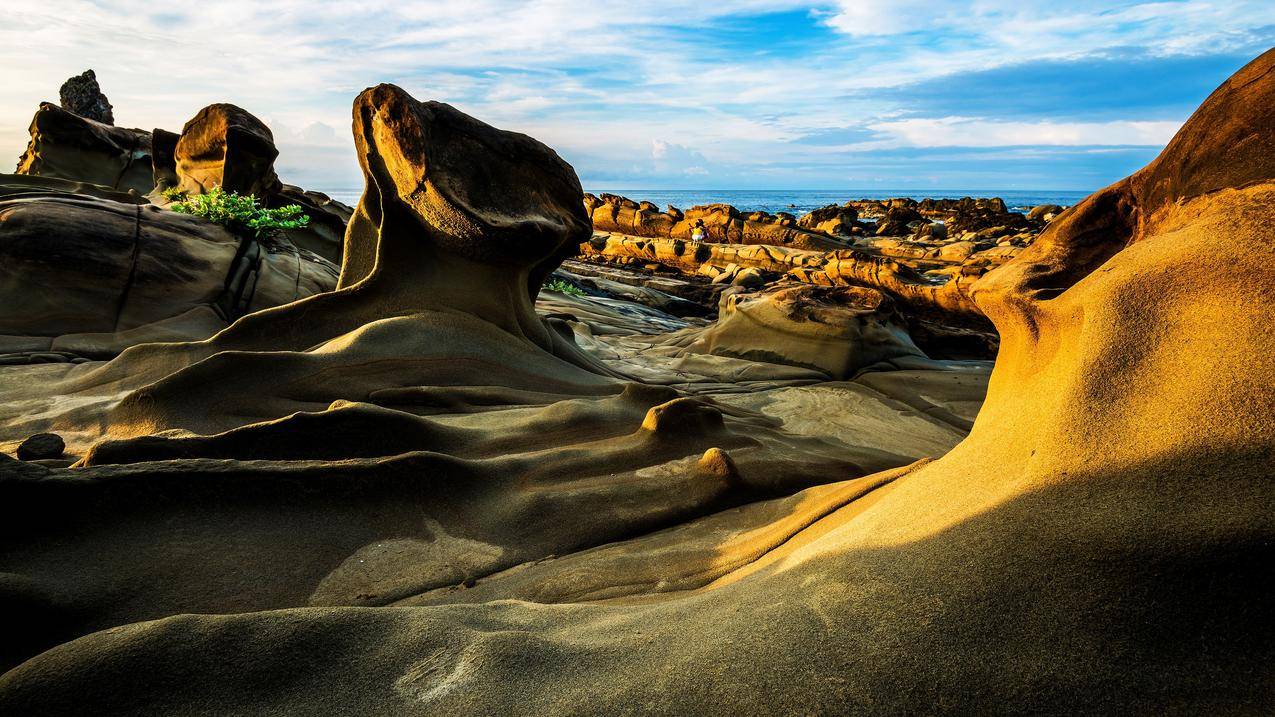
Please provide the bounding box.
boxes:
[0,173,339,359]
[652,283,926,379]
[0,50,1272,715]
[58,70,113,125]
[586,192,846,250]
[14,103,154,194]
[174,103,281,199]
[16,92,352,264]
[796,203,863,235]
[0,84,958,682]
[581,233,990,328]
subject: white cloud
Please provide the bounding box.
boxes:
[870,117,1183,147]
[0,0,1269,189]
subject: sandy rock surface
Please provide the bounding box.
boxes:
[0,50,1271,716]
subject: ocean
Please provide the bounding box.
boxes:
[316,188,1091,215]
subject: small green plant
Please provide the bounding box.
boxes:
[169,186,309,240]
[159,186,187,202]
[542,277,585,296]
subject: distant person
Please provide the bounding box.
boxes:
[691,219,706,244]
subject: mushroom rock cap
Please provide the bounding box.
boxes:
[341,84,591,290]
[174,103,281,198]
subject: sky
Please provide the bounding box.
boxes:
[0,1,1272,193]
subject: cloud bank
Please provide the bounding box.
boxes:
[0,0,1271,191]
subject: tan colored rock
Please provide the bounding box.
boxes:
[586,193,845,251]
[676,283,925,378]
[3,50,1274,716]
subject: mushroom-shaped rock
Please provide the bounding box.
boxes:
[340,84,591,299]
[1,85,616,441]
[175,104,281,198]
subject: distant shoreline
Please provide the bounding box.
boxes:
[314,187,1089,214]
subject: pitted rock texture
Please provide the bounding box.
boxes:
[58,70,113,125]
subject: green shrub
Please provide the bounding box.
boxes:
[160,186,187,202]
[542,277,585,296]
[168,186,309,240]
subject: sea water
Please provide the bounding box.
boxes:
[316,188,1089,215]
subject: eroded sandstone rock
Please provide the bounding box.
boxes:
[0,173,339,358]
[675,283,925,378]
[15,103,154,194]
[1,50,1272,715]
[586,192,846,250]
[175,103,281,198]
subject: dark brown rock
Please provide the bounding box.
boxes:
[150,128,179,190]
[15,103,154,194]
[16,433,63,460]
[58,70,113,125]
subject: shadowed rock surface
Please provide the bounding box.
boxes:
[0,50,1272,715]
[15,103,154,194]
[0,173,339,359]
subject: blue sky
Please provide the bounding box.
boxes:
[1,1,1271,192]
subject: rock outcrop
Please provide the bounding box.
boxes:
[1,50,1272,716]
[0,85,940,682]
[15,93,352,264]
[581,233,990,327]
[58,70,113,125]
[586,193,846,251]
[796,203,862,236]
[14,103,154,194]
[0,173,339,358]
[664,283,925,379]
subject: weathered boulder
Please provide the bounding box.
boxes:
[678,283,925,378]
[58,70,113,125]
[914,221,947,240]
[175,103,281,198]
[16,433,63,461]
[1027,203,1064,222]
[874,205,924,235]
[797,203,860,235]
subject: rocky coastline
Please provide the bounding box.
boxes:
[0,49,1271,715]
